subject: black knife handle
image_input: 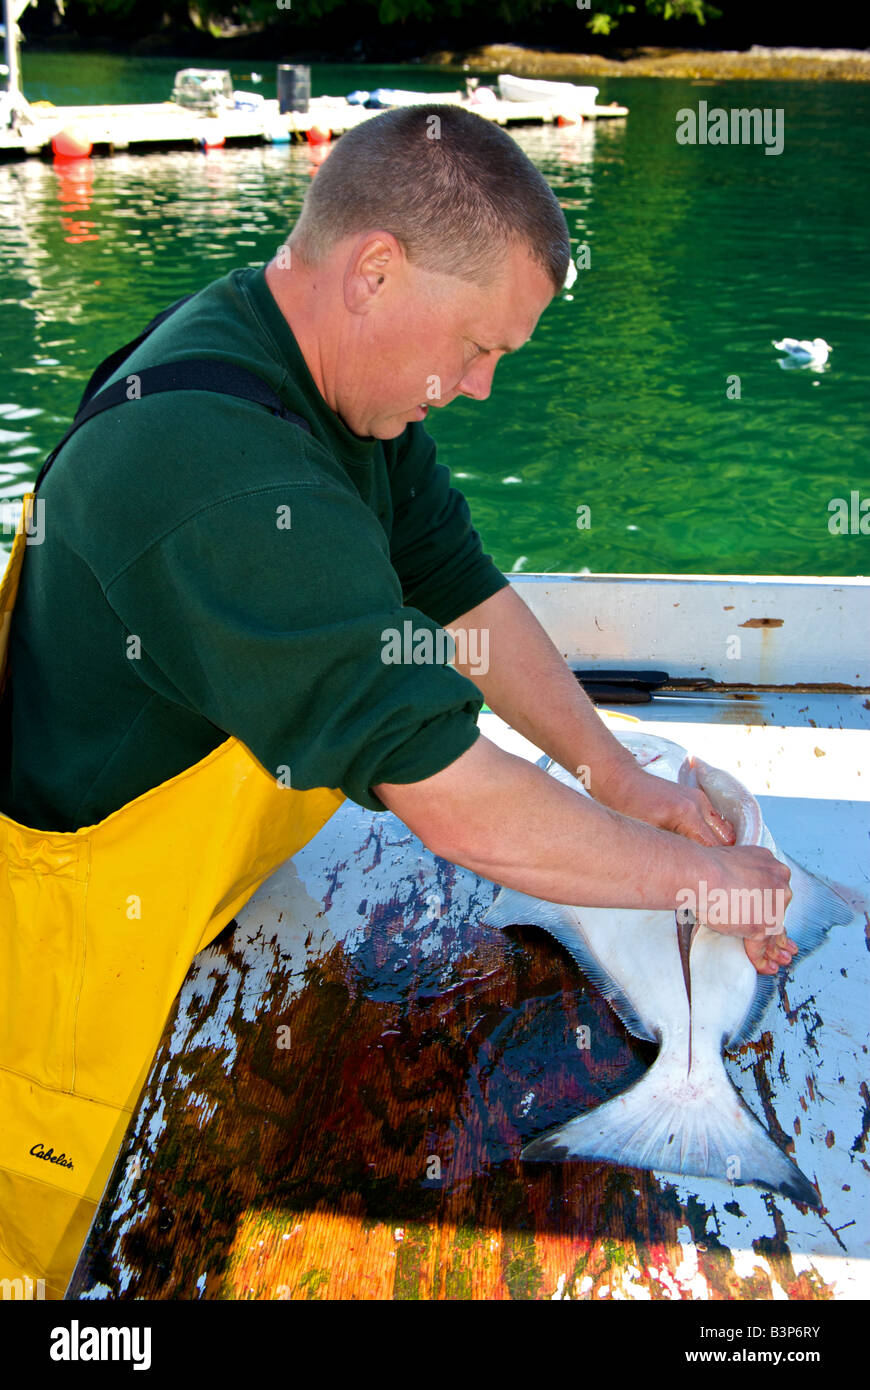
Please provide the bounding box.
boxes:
[573,669,669,688]
[578,684,653,705]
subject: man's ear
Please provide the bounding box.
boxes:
[344,233,400,312]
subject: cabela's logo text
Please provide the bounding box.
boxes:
[30,1142,74,1170]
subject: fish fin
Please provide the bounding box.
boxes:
[779,852,855,961]
[482,885,577,936]
[521,1057,820,1208]
[726,856,853,1047]
[548,923,657,1044]
[726,976,777,1048]
[482,887,656,1044]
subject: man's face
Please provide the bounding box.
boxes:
[335,241,556,440]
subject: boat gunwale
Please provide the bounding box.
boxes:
[505,572,870,690]
[507,572,870,585]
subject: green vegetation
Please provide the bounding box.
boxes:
[29,0,862,57]
[64,0,720,43]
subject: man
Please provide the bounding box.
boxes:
[0,104,793,966]
[0,103,798,1295]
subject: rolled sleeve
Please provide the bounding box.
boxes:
[388,423,509,627]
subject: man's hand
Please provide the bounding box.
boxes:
[744,931,799,975]
[684,839,796,975]
[598,764,797,975]
[592,762,736,849]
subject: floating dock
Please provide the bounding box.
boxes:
[0,90,629,161]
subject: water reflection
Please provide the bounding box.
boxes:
[54,157,100,245]
[0,81,867,578]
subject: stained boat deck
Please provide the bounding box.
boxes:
[67,577,869,1301]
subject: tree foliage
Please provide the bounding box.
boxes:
[72,0,720,35]
[587,0,717,37]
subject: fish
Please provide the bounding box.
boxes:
[482,733,854,1207]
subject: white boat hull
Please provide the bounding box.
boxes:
[498,73,600,107]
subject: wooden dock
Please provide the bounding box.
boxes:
[0,91,629,161]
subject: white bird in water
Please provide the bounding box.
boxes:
[772,337,831,367]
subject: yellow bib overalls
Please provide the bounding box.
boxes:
[0,496,344,1297]
[0,315,347,1297]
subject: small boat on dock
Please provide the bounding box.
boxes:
[499,73,599,106]
[498,72,628,118]
[65,571,869,1301]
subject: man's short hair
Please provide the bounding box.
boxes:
[289,105,571,292]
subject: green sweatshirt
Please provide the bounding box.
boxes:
[0,266,508,832]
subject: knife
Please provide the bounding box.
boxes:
[572,669,749,706]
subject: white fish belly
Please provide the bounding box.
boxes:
[569,904,690,1044]
[688,926,758,1051]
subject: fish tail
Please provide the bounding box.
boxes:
[521,1056,820,1208]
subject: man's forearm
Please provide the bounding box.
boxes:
[447,584,638,801]
[445,582,740,853]
[374,734,709,909]
[373,734,790,934]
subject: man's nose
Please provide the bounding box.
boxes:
[458,354,500,402]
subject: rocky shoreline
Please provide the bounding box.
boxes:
[430,43,870,82]
[21,31,870,83]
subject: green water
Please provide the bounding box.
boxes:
[1,53,868,575]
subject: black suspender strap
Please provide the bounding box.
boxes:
[74,294,197,414]
[34,294,312,493]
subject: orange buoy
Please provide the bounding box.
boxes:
[52,127,92,159]
[198,120,225,149]
[556,113,580,127]
[306,123,331,146]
